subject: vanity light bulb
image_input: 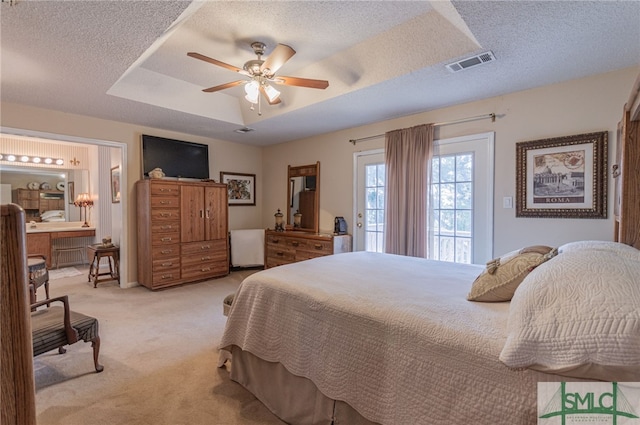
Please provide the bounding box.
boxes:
[7,155,16,161]
[44,158,53,164]
[33,157,41,163]
[20,155,29,162]
[55,159,64,165]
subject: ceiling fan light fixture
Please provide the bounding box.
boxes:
[263,84,280,103]
[244,80,259,104]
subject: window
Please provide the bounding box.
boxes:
[431,152,473,263]
[364,162,385,252]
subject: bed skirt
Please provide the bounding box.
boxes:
[226,346,380,425]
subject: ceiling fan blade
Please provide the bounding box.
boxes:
[273,76,329,90]
[260,86,282,105]
[187,52,248,75]
[261,44,296,75]
[202,80,245,93]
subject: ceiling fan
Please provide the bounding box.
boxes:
[188,41,329,114]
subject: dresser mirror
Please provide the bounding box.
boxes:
[1,165,89,221]
[287,161,320,233]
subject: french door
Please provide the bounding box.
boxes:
[353,149,385,252]
[353,132,494,264]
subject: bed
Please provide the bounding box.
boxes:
[219,246,640,425]
[219,73,640,425]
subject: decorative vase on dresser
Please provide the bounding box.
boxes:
[136,179,229,289]
[264,229,352,268]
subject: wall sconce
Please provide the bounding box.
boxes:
[274,209,284,232]
[293,210,302,228]
[74,192,94,227]
[0,153,64,166]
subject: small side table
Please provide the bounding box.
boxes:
[87,244,120,288]
[27,256,50,307]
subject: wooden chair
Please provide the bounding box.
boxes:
[1,204,36,425]
[27,254,50,308]
[30,295,104,373]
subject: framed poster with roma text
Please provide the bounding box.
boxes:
[516,131,607,218]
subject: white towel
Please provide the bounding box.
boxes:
[230,229,264,267]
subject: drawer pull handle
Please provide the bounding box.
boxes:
[201,245,211,250]
[161,274,173,279]
[272,239,280,243]
[201,256,211,261]
[160,213,170,217]
[161,225,172,230]
[314,244,323,250]
[276,252,284,257]
[292,241,299,247]
[159,188,168,192]
[161,237,172,242]
[161,262,173,267]
[161,249,173,254]
[201,267,211,272]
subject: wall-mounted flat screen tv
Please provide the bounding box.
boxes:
[141,135,210,180]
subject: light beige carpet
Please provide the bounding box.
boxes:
[33,267,286,425]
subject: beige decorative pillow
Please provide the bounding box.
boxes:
[467,245,555,302]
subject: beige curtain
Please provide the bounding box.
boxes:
[384,124,434,257]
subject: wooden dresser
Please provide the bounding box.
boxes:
[265,229,352,268]
[136,179,229,290]
[13,189,64,221]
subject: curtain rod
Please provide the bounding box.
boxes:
[348,113,496,145]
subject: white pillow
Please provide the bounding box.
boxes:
[558,240,640,260]
[40,210,65,220]
[499,250,640,381]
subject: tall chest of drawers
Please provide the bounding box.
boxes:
[136,179,229,289]
[265,230,352,268]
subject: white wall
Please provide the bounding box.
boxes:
[0,184,11,204]
[262,67,639,256]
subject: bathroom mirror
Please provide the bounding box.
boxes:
[287,162,320,233]
[0,165,89,221]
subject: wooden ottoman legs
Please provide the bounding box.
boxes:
[56,336,103,372]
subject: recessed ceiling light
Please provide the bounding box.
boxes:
[234,127,255,134]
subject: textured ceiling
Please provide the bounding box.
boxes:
[1,1,639,146]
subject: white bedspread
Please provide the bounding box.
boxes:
[219,252,572,425]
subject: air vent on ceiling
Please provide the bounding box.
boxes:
[446,51,496,73]
[234,127,255,134]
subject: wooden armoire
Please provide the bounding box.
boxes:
[136,179,229,289]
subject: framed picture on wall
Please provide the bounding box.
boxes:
[111,166,121,203]
[515,131,607,218]
[220,171,256,206]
